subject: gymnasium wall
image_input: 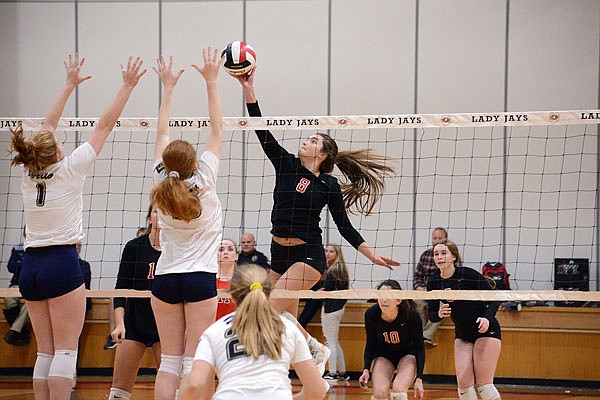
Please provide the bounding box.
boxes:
[0,0,598,291]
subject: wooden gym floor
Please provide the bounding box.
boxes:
[0,377,598,399]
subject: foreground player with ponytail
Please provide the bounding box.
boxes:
[150,50,223,400]
[427,240,502,400]
[180,264,329,400]
[10,54,145,400]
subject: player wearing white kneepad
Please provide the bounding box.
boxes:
[10,54,145,400]
[149,52,223,400]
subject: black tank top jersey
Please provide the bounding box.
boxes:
[427,266,501,339]
[363,304,425,379]
[246,102,364,249]
[114,234,161,328]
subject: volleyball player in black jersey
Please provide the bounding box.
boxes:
[236,70,399,315]
[236,69,399,374]
[427,239,502,400]
[108,204,161,400]
[359,280,424,400]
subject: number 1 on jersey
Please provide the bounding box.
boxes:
[35,182,46,207]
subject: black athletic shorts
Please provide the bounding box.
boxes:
[270,240,327,275]
[456,318,502,343]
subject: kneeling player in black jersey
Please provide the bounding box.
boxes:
[359,280,425,400]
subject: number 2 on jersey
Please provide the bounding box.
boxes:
[224,327,245,360]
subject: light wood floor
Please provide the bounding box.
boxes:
[0,378,598,399]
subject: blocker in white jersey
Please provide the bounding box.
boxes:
[22,142,96,250]
[194,313,311,400]
[152,150,222,275]
[149,52,223,400]
[10,53,146,400]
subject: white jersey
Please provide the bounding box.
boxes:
[153,150,222,275]
[194,313,312,400]
[22,142,97,250]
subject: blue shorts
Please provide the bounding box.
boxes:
[19,245,84,301]
[151,272,217,304]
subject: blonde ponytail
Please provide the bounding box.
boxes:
[230,265,283,360]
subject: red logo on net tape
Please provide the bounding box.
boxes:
[140,120,149,128]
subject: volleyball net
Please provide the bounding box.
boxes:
[0,109,598,302]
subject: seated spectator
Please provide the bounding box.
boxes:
[238,232,270,270]
[3,228,30,346]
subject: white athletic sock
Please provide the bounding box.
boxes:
[108,387,131,400]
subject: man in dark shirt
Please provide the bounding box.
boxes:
[238,232,270,270]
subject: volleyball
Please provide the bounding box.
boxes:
[221,41,256,76]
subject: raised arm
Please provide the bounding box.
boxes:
[153,56,184,162]
[42,54,92,133]
[87,57,146,155]
[192,47,223,159]
[236,69,294,168]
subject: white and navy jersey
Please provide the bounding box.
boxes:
[22,142,97,250]
[194,312,312,400]
[152,150,222,275]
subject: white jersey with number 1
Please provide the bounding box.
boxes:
[22,142,97,250]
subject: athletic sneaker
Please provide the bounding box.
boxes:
[103,335,117,350]
[423,338,437,349]
[310,341,331,376]
[324,372,351,381]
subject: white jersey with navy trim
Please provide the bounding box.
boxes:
[153,150,222,275]
[22,142,97,250]
[194,312,312,400]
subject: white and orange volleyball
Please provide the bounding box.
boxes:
[221,41,256,76]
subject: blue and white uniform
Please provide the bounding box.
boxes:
[150,150,222,303]
[19,142,97,301]
[194,313,312,400]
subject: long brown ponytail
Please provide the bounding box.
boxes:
[318,133,394,215]
[150,140,201,222]
[10,126,59,173]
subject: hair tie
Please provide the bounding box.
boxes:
[249,283,263,292]
[168,170,180,179]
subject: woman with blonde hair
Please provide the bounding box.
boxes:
[149,49,223,400]
[321,244,350,380]
[181,264,329,400]
[10,54,145,399]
